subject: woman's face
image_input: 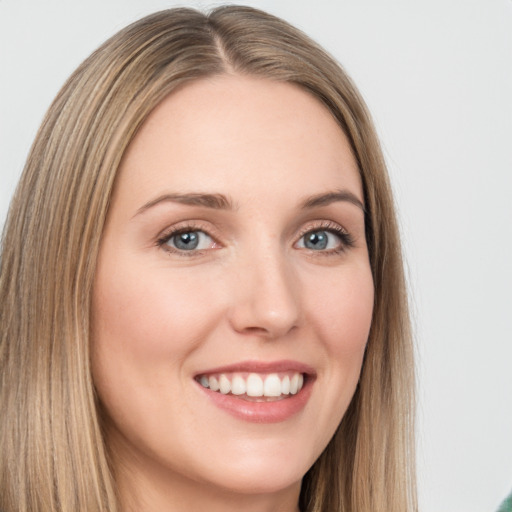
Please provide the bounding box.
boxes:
[92,75,374,506]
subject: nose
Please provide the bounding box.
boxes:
[228,247,301,339]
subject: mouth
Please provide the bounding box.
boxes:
[195,371,305,402]
[194,361,314,423]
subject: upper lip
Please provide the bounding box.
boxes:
[195,359,316,377]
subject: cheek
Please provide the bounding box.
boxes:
[90,255,227,439]
[295,263,373,456]
[305,262,373,420]
[308,265,374,359]
[92,259,221,365]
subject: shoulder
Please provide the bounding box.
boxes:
[497,490,512,512]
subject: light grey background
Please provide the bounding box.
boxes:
[1,1,511,510]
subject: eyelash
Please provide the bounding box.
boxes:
[156,220,354,256]
[156,222,215,256]
[296,221,355,255]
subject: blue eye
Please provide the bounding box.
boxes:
[297,229,346,251]
[304,231,329,250]
[165,230,214,251]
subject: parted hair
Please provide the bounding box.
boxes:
[0,6,416,512]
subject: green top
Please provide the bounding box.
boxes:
[497,490,512,512]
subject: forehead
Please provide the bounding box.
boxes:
[116,75,362,207]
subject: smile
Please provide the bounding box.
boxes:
[197,372,305,400]
[194,361,314,422]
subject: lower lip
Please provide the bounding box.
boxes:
[197,378,314,423]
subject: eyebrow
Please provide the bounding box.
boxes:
[300,190,365,212]
[134,188,364,217]
[134,193,235,216]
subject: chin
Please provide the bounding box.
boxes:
[189,440,315,496]
[202,463,304,496]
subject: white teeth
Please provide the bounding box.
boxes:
[209,376,219,392]
[281,375,290,394]
[263,373,282,397]
[290,373,299,394]
[219,374,231,394]
[231,375,246,395]
[199,372,305,397]
[246,373,264,397]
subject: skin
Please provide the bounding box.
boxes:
[92,75,374,512]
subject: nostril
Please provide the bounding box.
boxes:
[240,326,271,335]
[233,323,299,339]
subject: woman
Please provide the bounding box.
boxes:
[0,6,416,512]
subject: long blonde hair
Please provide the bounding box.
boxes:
[0,6,416,511]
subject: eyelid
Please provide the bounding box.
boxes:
[154,219,355,256]
[156,221,221,255]
[294,220,354,252]
[296,220,349,238]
